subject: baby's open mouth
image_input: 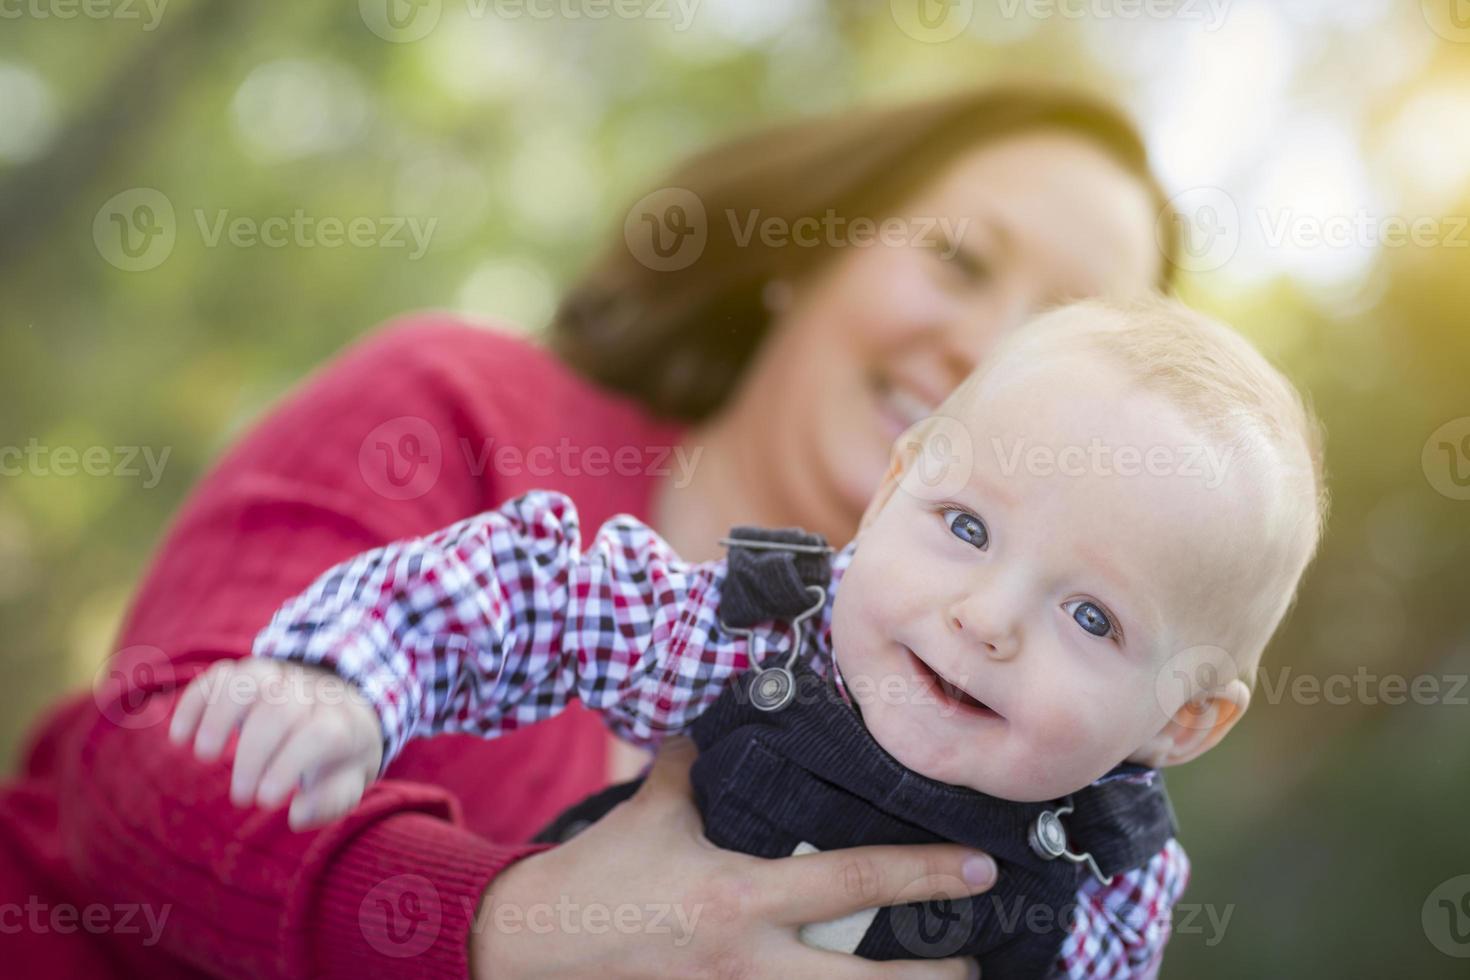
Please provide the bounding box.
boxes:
[905,647,1003,720]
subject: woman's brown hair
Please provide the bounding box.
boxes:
[549,85,1178,422]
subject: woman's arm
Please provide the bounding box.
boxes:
[58,317,572,978]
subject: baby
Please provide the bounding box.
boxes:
[169,295,1327,977]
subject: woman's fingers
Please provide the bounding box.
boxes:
[287,764,366,831]
[761,842,997,926]
[634,735,698,807]
[791,946,980,980]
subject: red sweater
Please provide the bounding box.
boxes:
[0,315,684,977]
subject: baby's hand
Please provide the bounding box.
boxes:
[168,658,384,831]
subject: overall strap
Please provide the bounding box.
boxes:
[718,526,832,628]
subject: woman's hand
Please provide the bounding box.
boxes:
[167,658,384,830]
[473,737,994,979]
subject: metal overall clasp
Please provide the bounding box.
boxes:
[716,536,831,712]
[1028,799,1113,886]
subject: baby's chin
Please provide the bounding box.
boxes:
[861,703,1112,803]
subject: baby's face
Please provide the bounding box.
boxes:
[832,341,1263,801]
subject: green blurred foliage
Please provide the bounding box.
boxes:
[1,1,1468,976]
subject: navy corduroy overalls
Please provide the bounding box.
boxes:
[535,527,1180,978]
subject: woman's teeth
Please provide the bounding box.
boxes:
[877,381,933,429]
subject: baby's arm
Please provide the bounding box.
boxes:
[1049,837,1192,979]
[169,490,776,828]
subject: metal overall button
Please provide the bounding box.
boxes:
[717,536,831,713]
[1028,800,1113,886]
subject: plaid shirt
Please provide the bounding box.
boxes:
[253,489,1191,978]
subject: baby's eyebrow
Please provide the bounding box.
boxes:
[966,471,1020,510]
[1076,543,1160,640]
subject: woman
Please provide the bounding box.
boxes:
[1,86,1176,978]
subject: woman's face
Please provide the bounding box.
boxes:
[718,129,1163,543]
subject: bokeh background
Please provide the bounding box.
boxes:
[2,0,1468,975]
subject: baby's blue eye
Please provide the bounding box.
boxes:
[1071,601,1113,638]
[944,509,988,550]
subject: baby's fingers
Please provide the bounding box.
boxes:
[257,712,373,809]
[188,665,269,761]
[230,701,306,807]
[287,765,367,831]
[168,669,219,747]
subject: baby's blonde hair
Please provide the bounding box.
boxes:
[940,295,1328,686]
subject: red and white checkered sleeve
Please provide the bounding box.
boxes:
[1050,837,1192,979]
[251,489,768,769]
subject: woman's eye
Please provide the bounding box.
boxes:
[943,509,988,550]
[1068,600,1115,639]
[929,238,991,285]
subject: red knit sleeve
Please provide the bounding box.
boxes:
[55,315,563,978]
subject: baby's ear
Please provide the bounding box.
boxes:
[1133,679,1252,769]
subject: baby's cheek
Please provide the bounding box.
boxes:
[1031,687,1125,780]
